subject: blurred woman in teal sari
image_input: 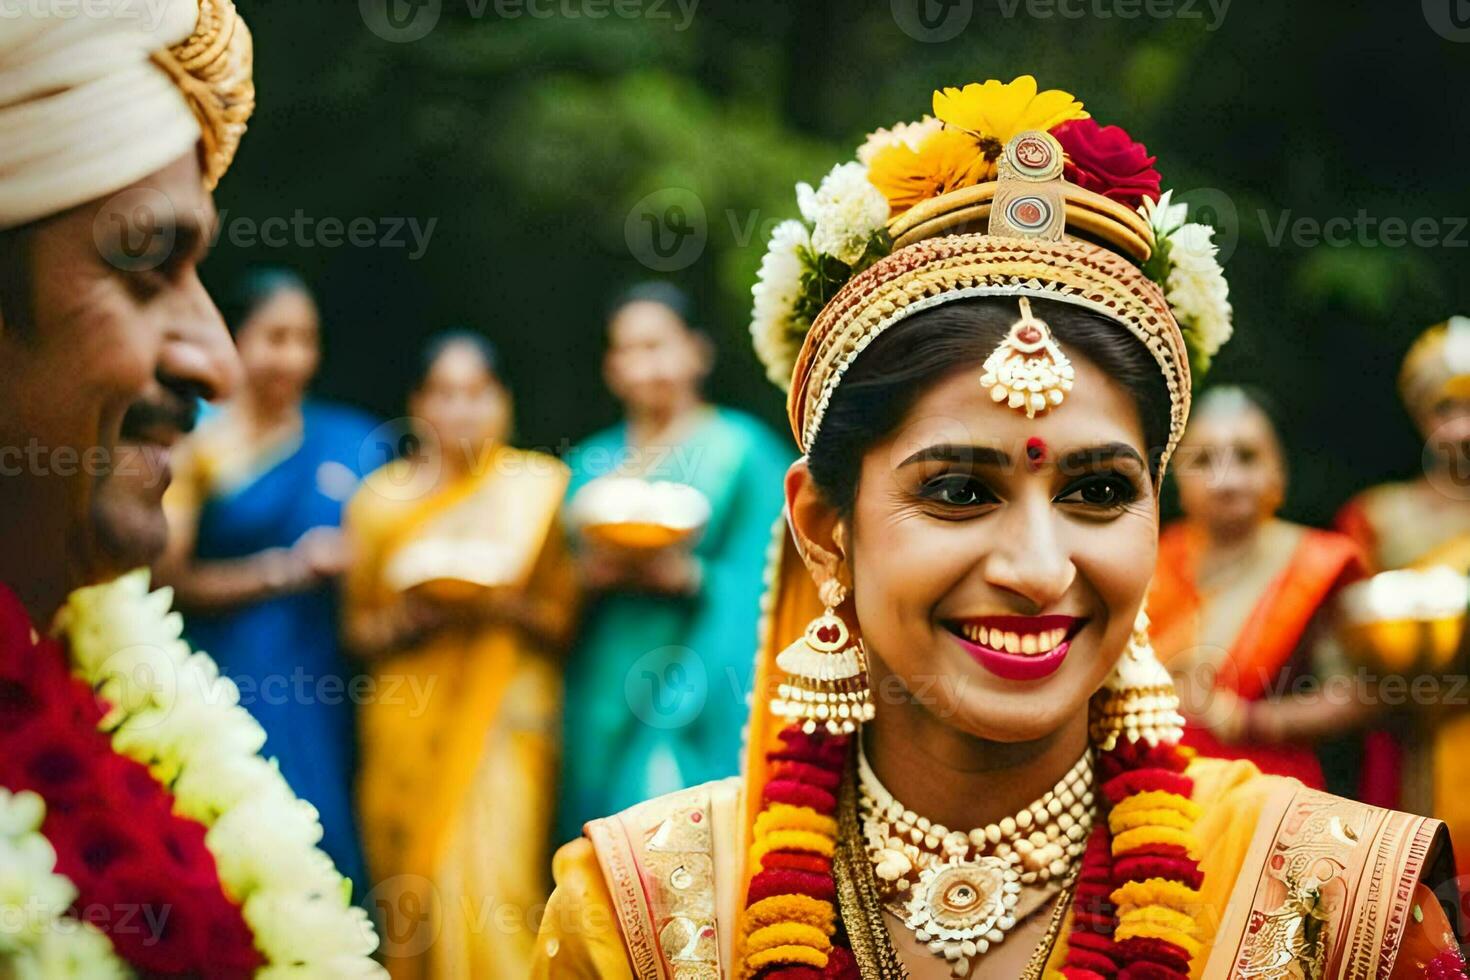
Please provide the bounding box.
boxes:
[557,284,790,842]
[159,268,376,896]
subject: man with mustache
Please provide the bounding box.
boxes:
[0,3,384,973]
[0,8,244,626]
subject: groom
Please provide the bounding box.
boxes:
[0,0,250,624]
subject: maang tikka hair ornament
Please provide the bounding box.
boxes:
[771,577,875,734]
[980,296,1075,418]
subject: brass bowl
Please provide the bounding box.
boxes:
[1338,566,1468,674]
[569,477,711,551]
[383,538,523,600]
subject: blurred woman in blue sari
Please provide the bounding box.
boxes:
[159,267,376,895]
[557,284,791,843]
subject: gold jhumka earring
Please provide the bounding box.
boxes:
[1089,607,1185,750]
[771,578,875,734]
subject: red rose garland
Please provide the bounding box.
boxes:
[0,586,264,976]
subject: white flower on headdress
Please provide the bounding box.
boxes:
[1140,188,1188,240]
[856,115,943,166]
[1140,190,1233,363]
[794,162,888,266]
[750,218,811,388]
[1164,222,1233,359]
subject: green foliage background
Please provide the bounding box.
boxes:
[215,0,1470,524]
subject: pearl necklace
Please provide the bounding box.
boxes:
[856,745,1094,977]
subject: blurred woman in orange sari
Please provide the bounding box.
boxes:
[345,332,577,980]
[1150,386,1371,787]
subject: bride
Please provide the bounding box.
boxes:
[531,76,1463,978]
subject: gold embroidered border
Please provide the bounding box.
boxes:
[586,816,667,980]
[1216,785,1448,979]
[587,786,722,980]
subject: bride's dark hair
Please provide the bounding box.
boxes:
[805,295,1172,513]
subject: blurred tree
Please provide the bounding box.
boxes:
[215,0,1469,522]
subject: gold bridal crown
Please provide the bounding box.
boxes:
[749,77,1235,477]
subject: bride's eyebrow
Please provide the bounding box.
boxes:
[1056,442,1146,473]
[897,443,1011,468]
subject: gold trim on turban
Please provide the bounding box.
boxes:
[1399,316,1470,425]
[152,0,254,191]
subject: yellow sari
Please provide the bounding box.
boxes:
[346,447,576,980]
[531,532,1457,979]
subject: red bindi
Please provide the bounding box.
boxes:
[1025,436,1048,470]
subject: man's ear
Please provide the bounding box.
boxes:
[784,458,850,590]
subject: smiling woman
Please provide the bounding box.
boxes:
[798,298,1167,759]
[530,77,1464,980]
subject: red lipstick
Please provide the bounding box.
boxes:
[947,614,1083,682]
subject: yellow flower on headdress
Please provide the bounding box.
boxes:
[866,76,1088,217]
[866,127,993,216]
[932,75,1089,144]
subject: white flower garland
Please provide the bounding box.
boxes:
[55,570,386,979]
[750,162,889,388]
[796,162,889,266]
[750,218,812,387]
[0,788,128,979]
[1140,190,1233,364]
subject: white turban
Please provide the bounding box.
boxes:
[0,0,251,230]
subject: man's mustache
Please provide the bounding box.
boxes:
[118,389,200,442]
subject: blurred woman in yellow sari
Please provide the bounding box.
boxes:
[345,332,577,980]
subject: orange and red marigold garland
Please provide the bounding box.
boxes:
[736,724,1210,979]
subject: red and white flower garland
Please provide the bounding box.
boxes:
[0,571,385,977]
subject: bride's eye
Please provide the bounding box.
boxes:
[918,473,998,508]
[1056,474,1139,510]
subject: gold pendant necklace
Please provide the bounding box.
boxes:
[856,744,1092,977]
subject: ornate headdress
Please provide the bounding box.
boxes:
[1399,315,1470,425]
[751,75,1232,474]
[152,0,255,191]
[735,78,1227,980]
[0,0,254,229]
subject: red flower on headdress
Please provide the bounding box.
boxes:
[1052,118,1161,208]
